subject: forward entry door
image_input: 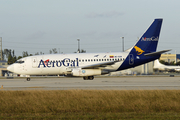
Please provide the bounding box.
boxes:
[32,57,37,68]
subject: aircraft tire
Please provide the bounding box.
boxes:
[83,76,88,80]
[83,76,94,80]
[88,76,94,80]
[27,78,31,81]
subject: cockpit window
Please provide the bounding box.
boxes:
[15,60,24,64]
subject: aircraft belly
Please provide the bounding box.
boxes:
[41,67,60,75]
[26,67,59,75]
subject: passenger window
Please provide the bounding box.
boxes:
[99,59,101,61]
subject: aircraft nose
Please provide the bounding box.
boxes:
[7,65,14,72]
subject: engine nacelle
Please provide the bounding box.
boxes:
[71,69,102,76]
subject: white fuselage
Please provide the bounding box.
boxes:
[8,52,128,76]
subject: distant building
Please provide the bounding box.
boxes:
[129,61,154,74]
[0,60,8,66]
[110,61,154,75]
[160,54,180,63]
[0,60,8,76]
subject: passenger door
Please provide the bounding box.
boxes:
[32,57,37,68]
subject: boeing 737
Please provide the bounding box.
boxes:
[7,19,170,81]
[154,59,180,72]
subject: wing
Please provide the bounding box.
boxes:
[80,60,119,69]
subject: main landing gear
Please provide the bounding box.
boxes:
[83,76,94,80]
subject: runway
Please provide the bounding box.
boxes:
[1,76,180,90]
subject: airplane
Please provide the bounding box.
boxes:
[153,59,180,72]
[7,18,170,81]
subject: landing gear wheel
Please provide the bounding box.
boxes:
[27,78,31,81]
[83,76,94,80]
[88,76,94,80]
[83,76,88,80]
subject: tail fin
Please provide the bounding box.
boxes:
[117,19,163,71]
[130,19,163,55]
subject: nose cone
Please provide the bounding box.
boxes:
[7,65,14,72]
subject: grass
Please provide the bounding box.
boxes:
[0,90,180,119]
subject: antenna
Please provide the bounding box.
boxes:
[77,39,80,53]
[122,37,124,52]
[0,37,2,60]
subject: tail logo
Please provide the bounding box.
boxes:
[141,36,158,41]
[134,46,145,55]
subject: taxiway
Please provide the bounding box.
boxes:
[0,76,180,90]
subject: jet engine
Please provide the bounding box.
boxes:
[71,69,109,77]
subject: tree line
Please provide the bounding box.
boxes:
[3,49,180,66]
[2,49,31,65]
[159,60,180,65]
[3,48,86,65]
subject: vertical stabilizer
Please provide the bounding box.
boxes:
[118,19,163,71]
[130,19,163,55]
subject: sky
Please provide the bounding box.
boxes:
[0,0,180,57]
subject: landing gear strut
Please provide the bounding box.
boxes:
[83,76,94,80]
[27,77,31,81]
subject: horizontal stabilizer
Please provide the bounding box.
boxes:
[144,49,171,56]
